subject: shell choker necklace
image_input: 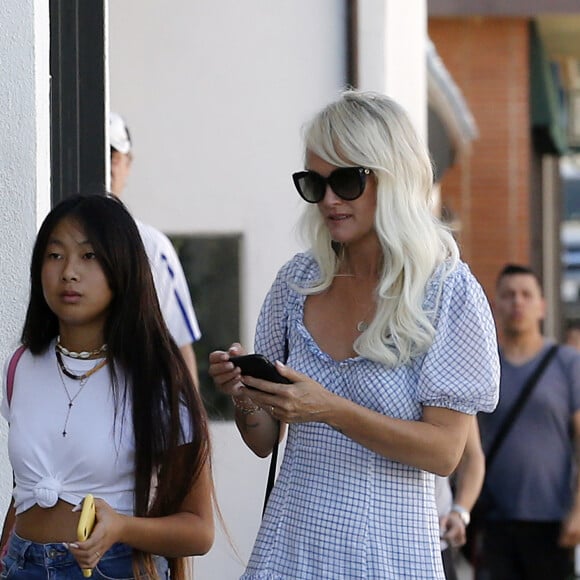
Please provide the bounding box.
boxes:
[56,336,108,359]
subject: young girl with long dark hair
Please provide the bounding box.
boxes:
[1,194,214,579]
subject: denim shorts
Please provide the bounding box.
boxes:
[0,533,169,580]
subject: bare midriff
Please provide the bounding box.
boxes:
[15,500,80,543]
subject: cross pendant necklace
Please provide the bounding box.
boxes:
[56,362,91,437]
[54,348,108,436]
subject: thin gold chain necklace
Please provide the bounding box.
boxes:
[55,350,107,382]
[55,351,108,437]
[336,278,375,333]
[334,252,378,333]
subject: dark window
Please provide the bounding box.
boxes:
[563,178,580,222]
[170,234,242,420]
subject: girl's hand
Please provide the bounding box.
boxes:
[208,343,247,397]
[66,498,126,571]
[240,362,334,424]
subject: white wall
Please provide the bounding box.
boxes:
[108,2,346,577]
[358,0,428,138]
[109,0,349,348]
[0,0,50,519]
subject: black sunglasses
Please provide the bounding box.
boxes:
[292,167,371,203]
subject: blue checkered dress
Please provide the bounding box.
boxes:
[241,253,499,579]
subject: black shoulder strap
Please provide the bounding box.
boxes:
[262,338,288,516]
[486,344,559,470]
[262,436,279,515]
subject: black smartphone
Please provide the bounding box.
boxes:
[229,354,291,388]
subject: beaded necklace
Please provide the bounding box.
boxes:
[56,336,108,360]
[55,349,107,382]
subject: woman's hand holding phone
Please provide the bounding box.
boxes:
[208,343,249,397]
[209,344,334,425]
[239,360,337,426]
[229,354,292,389]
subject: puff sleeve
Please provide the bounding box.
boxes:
[416,262,500,414]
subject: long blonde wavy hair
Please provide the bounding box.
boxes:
[297,90,459,367]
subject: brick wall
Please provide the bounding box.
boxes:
[429,17,531,298]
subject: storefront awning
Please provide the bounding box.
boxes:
[530,21,569,155]
[427,39,478,181]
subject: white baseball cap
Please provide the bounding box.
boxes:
[109,112,132,154]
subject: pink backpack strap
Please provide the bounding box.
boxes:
[6,346,26,406]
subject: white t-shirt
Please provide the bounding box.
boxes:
[2,344,194,515]
[1,344,135,515]
[136,220,201,347]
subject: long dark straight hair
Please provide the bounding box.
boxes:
[21,194,210,579]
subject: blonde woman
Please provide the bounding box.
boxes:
[210,91,499,579]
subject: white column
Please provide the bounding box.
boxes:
[0,0,51,511]
[357,0,427,140]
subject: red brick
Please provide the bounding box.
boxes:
[429,17,531,296]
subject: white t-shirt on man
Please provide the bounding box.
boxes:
[136,220,201,347]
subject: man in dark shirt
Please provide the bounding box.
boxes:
[479,264,580,579]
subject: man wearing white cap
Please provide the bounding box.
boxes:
[109,112,201,385]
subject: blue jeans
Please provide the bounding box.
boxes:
[1,533,169,580]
